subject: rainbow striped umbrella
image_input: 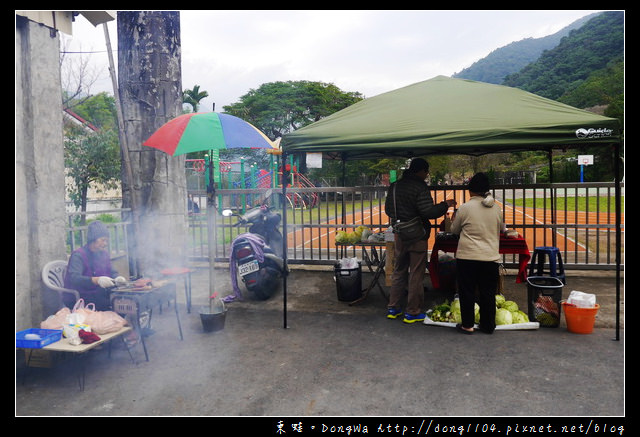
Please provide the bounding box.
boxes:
[143,112,276,156]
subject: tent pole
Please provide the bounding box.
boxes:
[613,141,622,341]
[281,151,289,329]
[341,154,346,233]
[548,150,556,248]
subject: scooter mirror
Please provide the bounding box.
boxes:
[222,209,234,217]
[263,188,273,202]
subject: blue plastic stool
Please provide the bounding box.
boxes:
[529,247,566,284]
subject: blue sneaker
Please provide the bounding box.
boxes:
[403,312,426,324]
[386,308,403,319]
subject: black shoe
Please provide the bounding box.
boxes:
[477,326,494,334]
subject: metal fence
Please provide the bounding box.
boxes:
[66,182,624,271]
[186,182,624,270]
[65,209,133,276]
[66,209,131,257]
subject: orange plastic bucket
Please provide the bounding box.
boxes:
[562,303,600,334]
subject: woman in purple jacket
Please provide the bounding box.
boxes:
[64,220,125,310]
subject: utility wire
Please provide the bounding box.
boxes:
[61,50,114,54]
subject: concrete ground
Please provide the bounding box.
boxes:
[16,264,624,420]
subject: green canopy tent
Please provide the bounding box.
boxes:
[283,76,620,158]
[279,76,623,337]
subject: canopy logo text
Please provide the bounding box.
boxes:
[575,128,614,139]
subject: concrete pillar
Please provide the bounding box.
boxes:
[15,17,68,328]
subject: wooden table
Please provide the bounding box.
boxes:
[22,326,134,391]
[429,234,531,289]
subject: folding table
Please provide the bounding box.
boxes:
[22,326,134,391]
[110,282,184,362]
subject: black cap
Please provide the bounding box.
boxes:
[468,173,490,194]
[407,158,429,173]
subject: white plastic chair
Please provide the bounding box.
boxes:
[42,260,80,310]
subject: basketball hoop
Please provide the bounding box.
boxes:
[578,155,593,166]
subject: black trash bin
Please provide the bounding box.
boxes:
[527,276,564,327]
[334,261,363,302]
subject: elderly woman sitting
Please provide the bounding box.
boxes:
[64,220,125,311]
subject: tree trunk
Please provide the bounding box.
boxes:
[117,11,188,276]
[80,183,88,225]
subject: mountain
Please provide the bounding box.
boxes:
[452,12,600,84]
[502,11,624,101]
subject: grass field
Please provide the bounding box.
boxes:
[512,196,624,212]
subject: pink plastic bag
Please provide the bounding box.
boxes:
[73,299,127,334]
[71,299,95,320]
[40,307,71,330]
[85,310,127,334]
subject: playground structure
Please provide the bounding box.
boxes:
[186,151,319,211]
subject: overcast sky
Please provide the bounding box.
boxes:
[61,10,602,112]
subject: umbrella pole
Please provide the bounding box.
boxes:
[207,151,217,313]
[281,152,289,329]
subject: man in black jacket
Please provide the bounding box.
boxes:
[384,158,456,323]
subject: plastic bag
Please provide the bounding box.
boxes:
[497,264,507,294]
[567,290,597,308]
[70,299,93,324]
[63,323,91,339]
[339,257,359,269]
[40,307,71,330]
[71,298,127,334]
[82,309,127,334]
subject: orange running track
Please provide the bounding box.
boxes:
[286,191,623,255]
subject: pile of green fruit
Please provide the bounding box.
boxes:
[428,294,530,325]
[494,294,530,325]
[428,299,471,323]
[335,226,375,244]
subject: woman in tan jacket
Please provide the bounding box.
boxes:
[450,173,503,334]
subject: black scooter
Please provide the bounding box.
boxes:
[223,190,285,300]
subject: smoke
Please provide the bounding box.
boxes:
[135,209,189,278]
[123,153,190,279]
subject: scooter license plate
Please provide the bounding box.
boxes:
[238,260,259,276]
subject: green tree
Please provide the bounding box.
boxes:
[223,80,363,140]
[63,93,121,220]
[502,11,623,101]
[559,57,624,123]
[223,81,364,184]
[64,123,121,220]
[183,84,209,113]
[71,91,117,130]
